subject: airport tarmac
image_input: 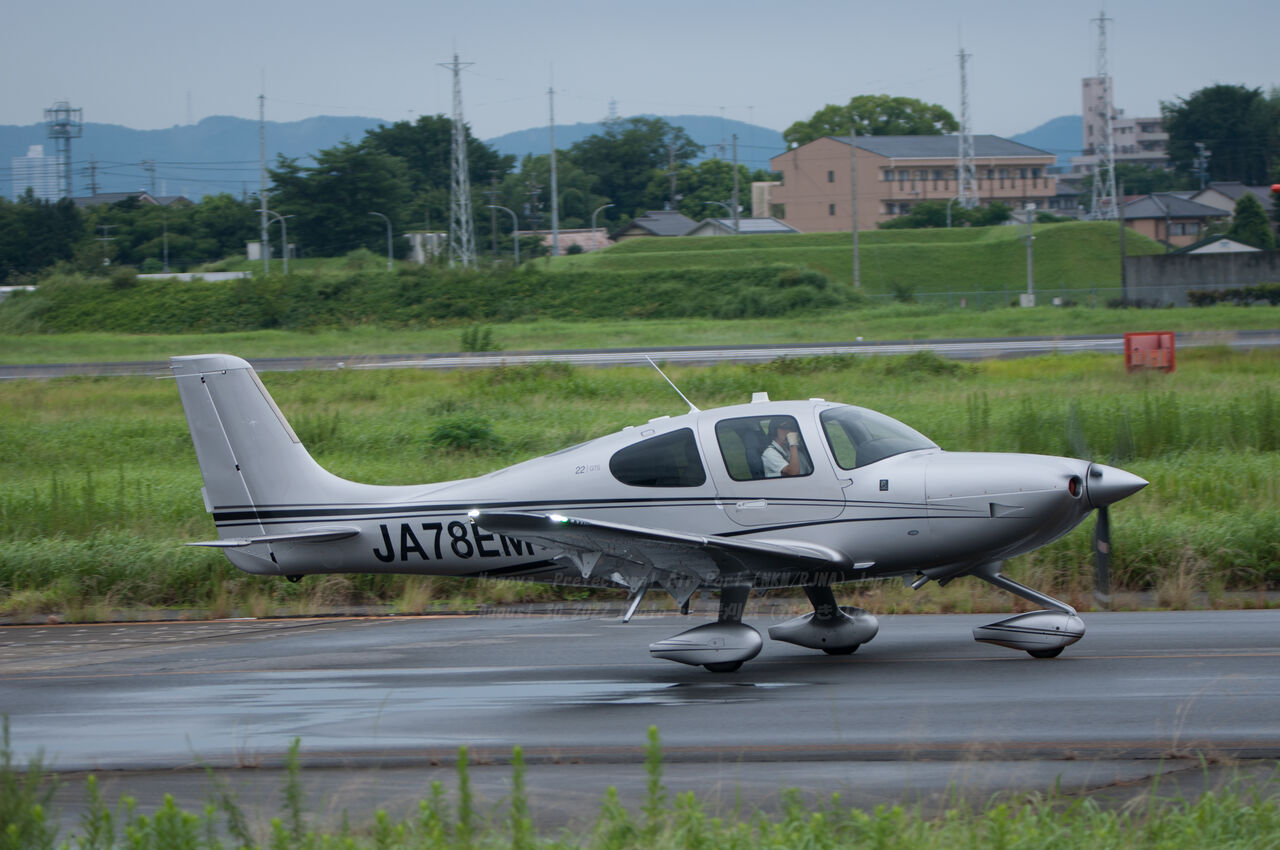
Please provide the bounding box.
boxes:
[3,609,1279,829]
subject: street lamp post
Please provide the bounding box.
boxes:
[265,210,293,275]
[1023,203,1035,307]
[368,212,393,271]
[590,203,614,251]
[703,201,736,232]
[487,205,519,264]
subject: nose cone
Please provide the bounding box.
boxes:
[1086,463,1148,509]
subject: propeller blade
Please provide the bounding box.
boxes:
[1092,505,1112,609]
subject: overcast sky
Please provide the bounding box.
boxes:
[3,0,1276,145]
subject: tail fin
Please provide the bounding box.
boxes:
[171,354,370,511]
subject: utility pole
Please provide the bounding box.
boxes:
[439,52,476,267]
[956,49,977,210]
[1118,181,1127,303]
[96,224,116,267]
[1193,143,1212,189]
[731,134,740,234]
[86,155,99,196]
[850,128,861,288]
[548,81,559,258]
[486,173,499,261]
[141,160,157,195]
[259,88,268,277]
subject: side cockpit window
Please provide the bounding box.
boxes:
[819,406,936,469]
[714,415,813,481]
[609,428,706,487]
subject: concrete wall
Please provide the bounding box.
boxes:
[1123,250,1280,304]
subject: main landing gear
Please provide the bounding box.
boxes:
[648,583,881,672]
[648,584,762,673]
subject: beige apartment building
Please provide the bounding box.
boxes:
[766,135,1058,232]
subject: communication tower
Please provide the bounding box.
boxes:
[440,52,476,267]
[1089,10,1119,219]
[955,49,977,209]
[44,101,83,199]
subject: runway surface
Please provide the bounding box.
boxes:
[3,609,1279,826]
[3,329,1278,378]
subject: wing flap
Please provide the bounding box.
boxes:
[187,526,361,548]
[473,511,852,588]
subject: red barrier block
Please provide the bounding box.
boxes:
[1124,331,1176,373]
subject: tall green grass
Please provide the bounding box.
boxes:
[5,725,1279,849]
[1,348,1277,616]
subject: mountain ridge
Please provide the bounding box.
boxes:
[5,113,1081,200]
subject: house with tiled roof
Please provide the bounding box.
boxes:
[609,210,698,241]
[1121,193,1230,248]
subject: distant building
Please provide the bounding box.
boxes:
[1190,182,1274,216]
[1121,193,1229,248]
[610,210,698,240]
[1171,235,1260,255]
[767,135,1058,232]
[10,145,60,201]
[686,217,798,237]
[1069,76,1168,177]
[71,191,193,209]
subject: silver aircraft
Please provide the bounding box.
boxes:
[172,353,1147,672]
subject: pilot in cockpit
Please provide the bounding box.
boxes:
[761,418,812,478]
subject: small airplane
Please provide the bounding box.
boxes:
[172,353,1146,672]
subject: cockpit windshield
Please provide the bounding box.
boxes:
[819,405,937,469]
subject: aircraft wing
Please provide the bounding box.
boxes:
[473,511,857,593]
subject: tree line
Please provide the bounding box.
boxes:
[3,83,1277,281]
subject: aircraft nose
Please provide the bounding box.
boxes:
[1085,463,1148,509]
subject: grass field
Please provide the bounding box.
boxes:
[1,346,1276,620]
[2,304,1277,365]
[555,221,1167,291]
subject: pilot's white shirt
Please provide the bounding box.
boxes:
[762,440,810,478]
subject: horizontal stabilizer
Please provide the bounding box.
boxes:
[187,526,361,548]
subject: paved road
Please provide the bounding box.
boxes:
[3,609,1278,827]
[3,329,1278,379]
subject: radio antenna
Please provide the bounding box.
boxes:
[645,355,700,413]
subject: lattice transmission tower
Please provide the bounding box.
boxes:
[440,53,476,267]
[955,49,977,209]
[1089,10,1119,219]
[45,101,83,199]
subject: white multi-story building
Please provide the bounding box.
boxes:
[1070,77,1169,176]
[10,145,61,201]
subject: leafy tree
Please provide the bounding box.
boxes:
[1162,84,1277,184]
[639,159,776,221]
[1226,192,1276,249]
[362,115,515,240]
[877,200,1011,229]
[784,95,958,147]
[567,117,702,220]
[270,142,413,257]
[0,193,84,281]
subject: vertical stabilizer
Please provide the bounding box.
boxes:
[172,354,363,512]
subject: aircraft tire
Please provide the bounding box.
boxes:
[703,661,744,673]
[822,644,859,656]
[1027,647,1064,659]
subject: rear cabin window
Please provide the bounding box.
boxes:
[609,428,706,487]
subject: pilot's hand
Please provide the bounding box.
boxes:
[786,432,799,447]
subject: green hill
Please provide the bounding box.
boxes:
[558,221,1165,294]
